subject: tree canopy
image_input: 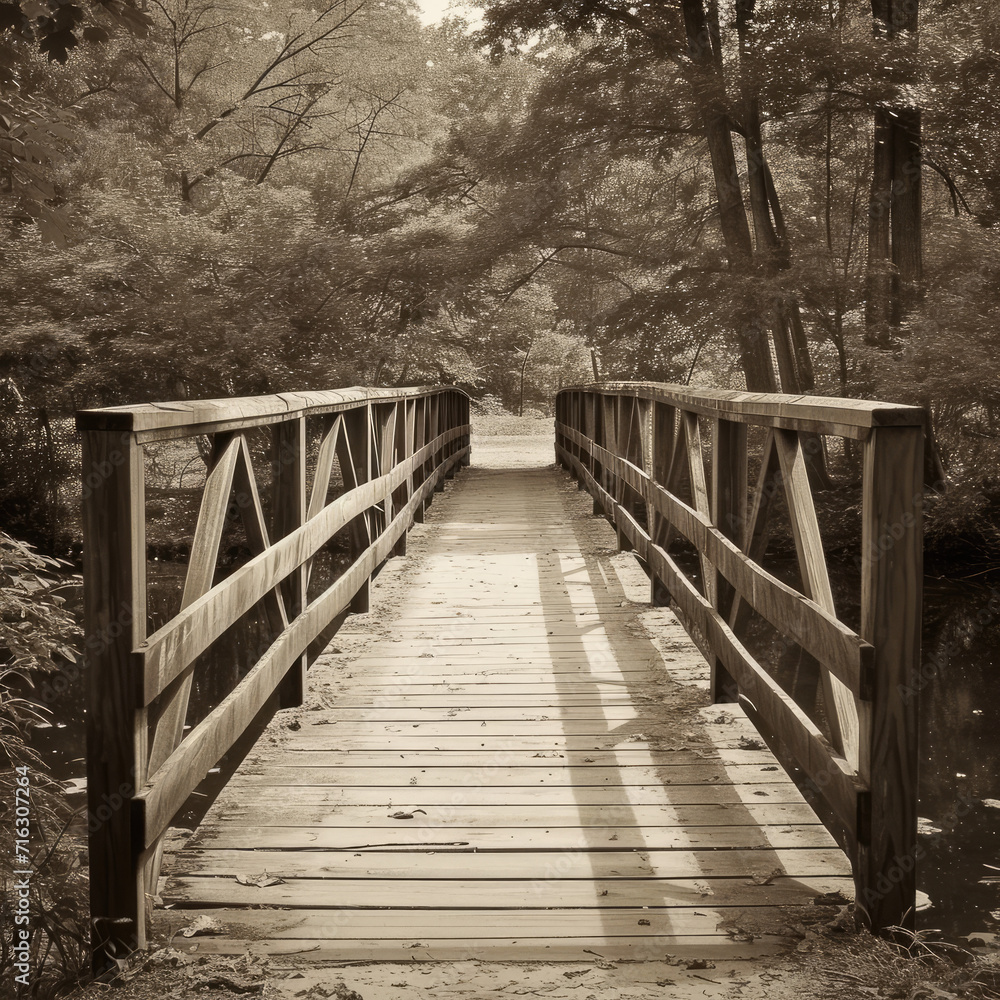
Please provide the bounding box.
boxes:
[4,0,1000,548]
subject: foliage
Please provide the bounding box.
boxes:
[2,0,1000,550]
[0,530,88,997]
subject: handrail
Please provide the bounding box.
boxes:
[78,385,470,969]
[555,382,923,932]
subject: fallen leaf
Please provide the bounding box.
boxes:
[179,916,224,938]
[235,872,285,888]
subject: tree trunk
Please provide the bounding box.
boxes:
[866,0,922,344]
[680,0,772,392]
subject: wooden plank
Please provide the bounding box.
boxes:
[230,763,794,787]
[681,411,716,606]
[157,936,794,961]
[292,706,645,721]
[187,822,839,852]
[223,781,800,805]
[253,747,789,767]
[200,801,826,829]
[153,905,803,940]
[278,735,776,753]
[728,429,781,634]
[166,847,850,881]
[162,875,852,910]
[268,721,698,737]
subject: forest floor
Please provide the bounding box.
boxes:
[64,423,1000,1000]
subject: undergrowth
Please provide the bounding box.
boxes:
[1,531,89,998]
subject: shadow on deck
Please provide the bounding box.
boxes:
[153,452,852,961]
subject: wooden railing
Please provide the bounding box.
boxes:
[555,382,924,931]
[77,386,470,968]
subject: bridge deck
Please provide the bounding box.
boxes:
[155,454,852,961]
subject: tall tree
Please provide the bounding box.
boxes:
[865,0,922,346]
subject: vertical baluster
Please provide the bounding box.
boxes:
[584,392,597,492]
[710,418,747,703]
[444,392,458,479]
[394,400,412,557]
[431,394,445,494]
[461,391,472,467]
[412,397,427,523]
[338,403,372,614]
[272,417,307,706]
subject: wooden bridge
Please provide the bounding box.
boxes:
[77,383,925,969]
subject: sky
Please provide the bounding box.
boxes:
[414,0,482,27]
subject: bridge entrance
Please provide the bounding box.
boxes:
[78,382,922,968]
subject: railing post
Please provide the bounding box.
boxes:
[460,392,472,467]
[394,400,414,557]
[856,425,922,930]
[444,392,458,479]
[649,402,674,607]
[710,418,746,703]
[272,417,307,706]
[583,392,597,491]
[431,394,445,492]
[82,430,148,970]
[412,397,427,523]
[338,403,372,613]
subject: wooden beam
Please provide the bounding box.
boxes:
[774,429,857,763]
[710,418,746,702]
[855,426,922,931]
[273,418,308,707]
[82,430,147,969]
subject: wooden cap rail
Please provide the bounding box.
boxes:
[76,386,451,441]
[555,382,923,933]
[564,382,927,439]
[78,386,470,970]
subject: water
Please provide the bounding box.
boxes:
[913,576,1000,935]
[24,559,1000,938]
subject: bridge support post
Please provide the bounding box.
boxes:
[413,398,427,523]
[856,425,922,930]
[338,405,372,614]
[444,394,458,480]
[431,395,445,493]
[82,430,148,971]
[460,393,472,468]
[710,419,746,703]
[273,417,308,706]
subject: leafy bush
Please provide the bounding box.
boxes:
[1,530,89,997]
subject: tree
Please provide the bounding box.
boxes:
[865,0,922,347]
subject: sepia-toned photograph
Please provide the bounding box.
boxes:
[1,0,998,997]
